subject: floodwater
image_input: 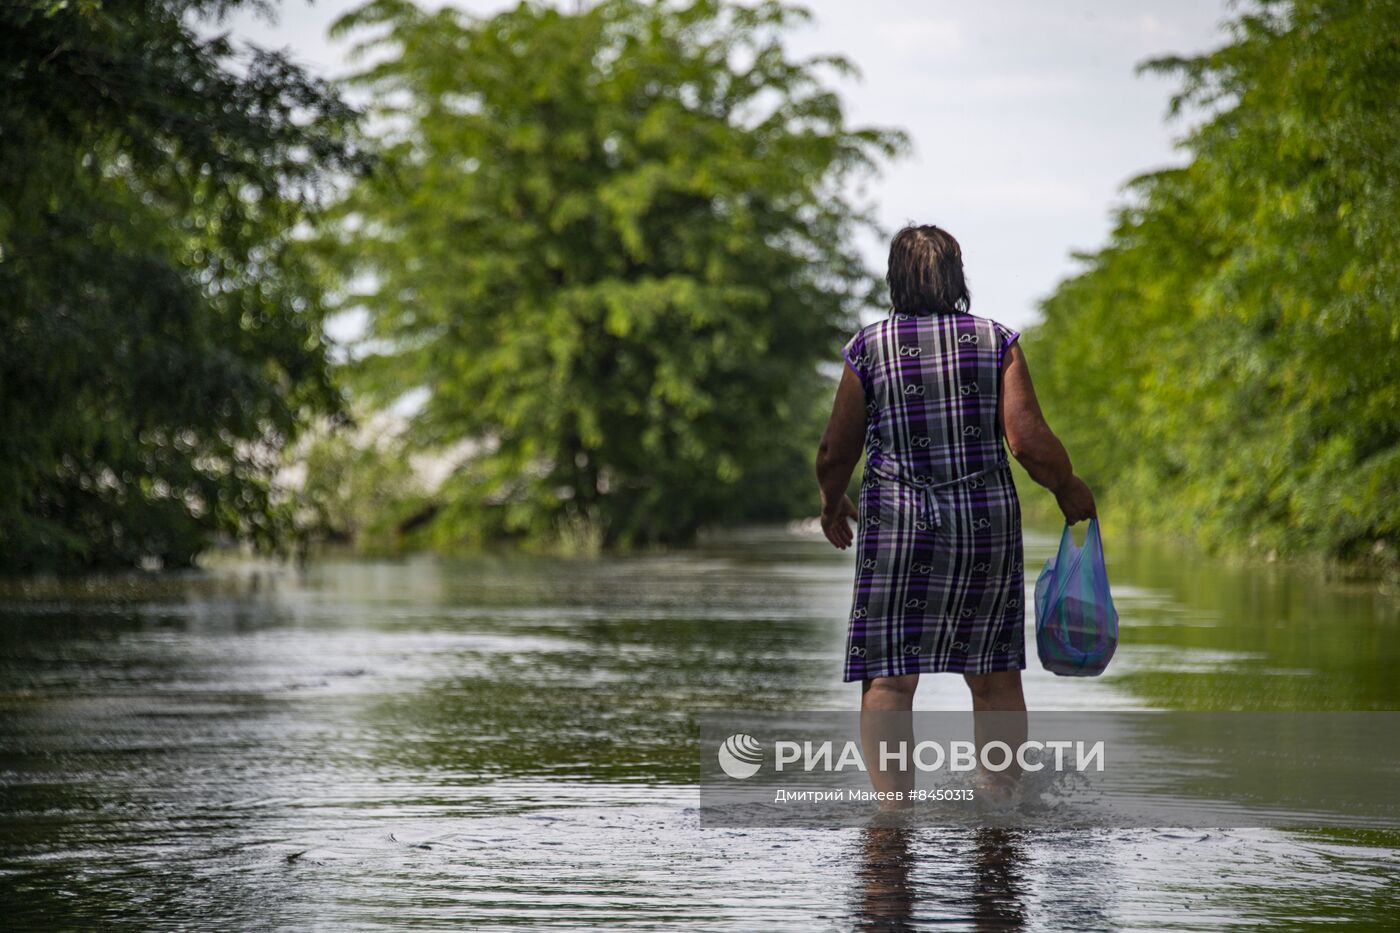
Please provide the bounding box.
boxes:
[1,523,1397,930]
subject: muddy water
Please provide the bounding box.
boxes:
[1,525,1396,930]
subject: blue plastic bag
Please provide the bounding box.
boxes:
[1034,518,1118,676]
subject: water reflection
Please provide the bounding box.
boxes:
[1088,526,1400,710]
[970,830,1028,931]
[857,827,919,930]
[0,525,1397,929]
[855,827,1029,932]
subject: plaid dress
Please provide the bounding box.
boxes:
[841,310,1025,681]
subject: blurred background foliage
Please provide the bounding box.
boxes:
[2,0,1398,570]
[1025,0,1400,564]
[295,415,430,553]
[316,0,905,550]
[0,0,366,571]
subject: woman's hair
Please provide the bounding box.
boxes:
[886,224,971,315]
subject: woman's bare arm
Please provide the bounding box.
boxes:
[999,343,1096,523]
[815,363,867,548]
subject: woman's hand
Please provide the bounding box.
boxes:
[821,495,859,549]
[1054,475,1097,524]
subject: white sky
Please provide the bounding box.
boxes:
[224,0,1230,331]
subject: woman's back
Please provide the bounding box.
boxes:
[843,311,1020,487]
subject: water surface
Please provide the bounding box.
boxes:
[1,524,1397,929]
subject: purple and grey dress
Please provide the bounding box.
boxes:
[841,310,1026,681]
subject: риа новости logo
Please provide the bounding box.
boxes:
[717,733,763,779]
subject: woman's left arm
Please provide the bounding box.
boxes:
[815,363,867,549]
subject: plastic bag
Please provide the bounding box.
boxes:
[1034,518,1118,676]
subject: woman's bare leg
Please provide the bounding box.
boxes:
[964,671,1026,713]
[861,674,919,804]
[964,671,1027,787]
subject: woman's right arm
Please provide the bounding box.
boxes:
[998,342,1097,524]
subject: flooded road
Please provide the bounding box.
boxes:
[2,524,1397,929]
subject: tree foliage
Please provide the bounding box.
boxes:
[327,0,905,548]
[297,420,428,552]
[0,1,365,571]
[1026,0,1400,562]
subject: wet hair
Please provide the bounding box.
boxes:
[886,224,971,315]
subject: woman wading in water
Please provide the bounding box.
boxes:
[815,224,1096,801]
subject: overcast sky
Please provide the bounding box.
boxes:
[226,0,1231,332]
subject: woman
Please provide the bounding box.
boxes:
[815,225,1096,754]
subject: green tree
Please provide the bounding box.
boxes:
[1027,0,1400,562]
[296,418,429,552]
[327,0,904,548]
[0,1,366,571]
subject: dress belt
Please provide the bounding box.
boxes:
[866,460,1010,529]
